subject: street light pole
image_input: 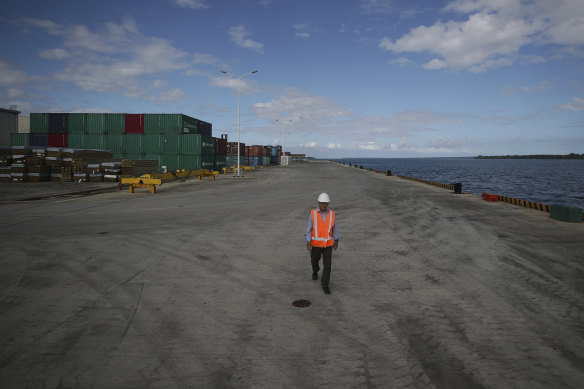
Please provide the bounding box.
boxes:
[221,70,258,177]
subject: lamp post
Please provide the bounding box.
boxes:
[220,69,258,176]
[276,119,292,158]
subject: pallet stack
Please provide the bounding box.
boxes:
[103,162,121,182]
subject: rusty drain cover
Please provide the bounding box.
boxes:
[292,299,311,308]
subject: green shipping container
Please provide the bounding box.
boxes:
[124,134,143,154]
[201,154,215,171]
[124,153,143,161]
[160,154,180,172]
[106,114,125,134]
[180,154,201,170]
[68,113,87,133]
[162,134,181,154]
[262,156,271,166]
[226,155,245,168]
[214,154,226,171]
[105,134,124,156]
[144,134,162,154]
[181,134,215,154]
[30,113,48,133]
[86,114,106,133]
[10,133,29,147]
[68,133,86,149]
[144,114,199,134]
[86,134,105,150]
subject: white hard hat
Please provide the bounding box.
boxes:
[318,193,331,203]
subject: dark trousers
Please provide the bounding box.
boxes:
[311,246,333,288]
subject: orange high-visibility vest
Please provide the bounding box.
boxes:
[311,209,335,248]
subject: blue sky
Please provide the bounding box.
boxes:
[1,0,583,157]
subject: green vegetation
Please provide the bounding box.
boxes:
[475,153,584,159]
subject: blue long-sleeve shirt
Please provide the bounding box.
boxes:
[306,209,339,242]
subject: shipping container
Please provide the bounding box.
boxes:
[86,114,106,133]
[48,133,68,148]
[248,156,260,166]
[144,114,199,134]
[125,114,144,134]
[10,133,29,147]
[106,114,125,134]
[86,134,106,150]
[48,113,68,133]
[160,154,180,172]
[198,119,212,136]
[67,133,86,149]
[262,156,271,166]
[226,155,245,167]
[214,137,227,155]
[162,133,181,154]
[214,154,226,171]
[226,142,245,156]
[124,134,143,154]
[68,113,86,133]
[29,133,48,147]
[30,113,49,133]
[201,155,215,170]
[144,134,162,154]
[124,153,143,161]
[180,154,201,170]
[201,135,215,155]
[181,134,201,154]
[105,134,124,157]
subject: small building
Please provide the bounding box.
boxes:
[0,107,21,148]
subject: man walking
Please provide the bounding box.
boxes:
[306,193,339,294]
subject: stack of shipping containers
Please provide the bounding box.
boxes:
[11,113,286,173]
[226,142,246,168]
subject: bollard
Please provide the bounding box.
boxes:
[386,170,392,176]
[360,165,363,169]
[454,183,462,194]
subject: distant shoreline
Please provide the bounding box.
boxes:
[474,154,584,159]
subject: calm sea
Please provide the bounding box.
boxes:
[335,158,584,210]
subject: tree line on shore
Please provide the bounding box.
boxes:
[475,153,584,159]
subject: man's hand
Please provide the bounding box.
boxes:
[333,241,339,251]
[306,242,312,252]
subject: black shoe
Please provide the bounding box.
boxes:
[312,272,318,280]
[323,287,331,294]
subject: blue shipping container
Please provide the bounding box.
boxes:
[29,133,48,147]
[48,113,68,133]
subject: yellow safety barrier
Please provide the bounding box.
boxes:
[121,169,219,194]
[498,195,551,212]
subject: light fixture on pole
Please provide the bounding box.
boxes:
[220,69,258,177]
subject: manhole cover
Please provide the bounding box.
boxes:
[292,299,311,308]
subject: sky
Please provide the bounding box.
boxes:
[1,0,583,158]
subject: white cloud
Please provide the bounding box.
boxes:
[301,141,316,148]
[293,22,312,38]
[150,79,168,89]
[556,97,584,111]
[229,25,264,53]
[173,0,208,10]
[210,76,256,93]
[380,0,584,72]
[259,0,272,7]
[149,88,187,105]
[252,88,352,126]
[39,48,69,60]
[388,57,416,67]
[327,143,342,149]
[361,0,395,15]
[0,59,31,86]
[17,18,199,100]
[358,142,382,150]
[193,53,220,65]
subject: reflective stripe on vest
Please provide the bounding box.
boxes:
[311,209,335,247]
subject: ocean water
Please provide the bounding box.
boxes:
[335,158,584,210]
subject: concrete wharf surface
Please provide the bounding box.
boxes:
[0,161,583,389]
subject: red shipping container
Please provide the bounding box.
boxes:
[214,137,227,155]
[125,114,144,133]
[48,133,67,147]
